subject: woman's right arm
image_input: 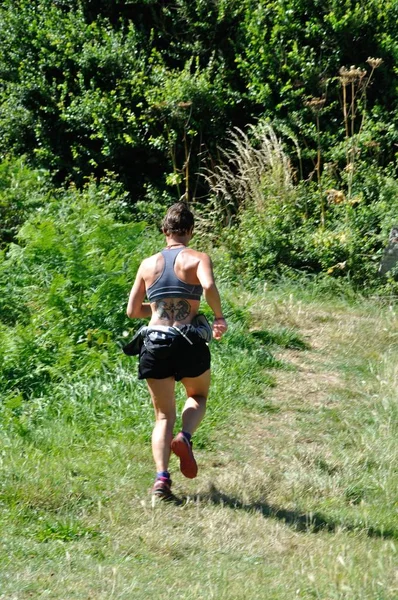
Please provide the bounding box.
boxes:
[126,262,152,319]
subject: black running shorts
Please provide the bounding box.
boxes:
[138,335,210,381]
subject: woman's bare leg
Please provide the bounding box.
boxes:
[180,369,211,435]
[146,377,176,473]
[170,370,211,479]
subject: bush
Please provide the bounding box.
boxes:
[0,156,49,247]
[203,122,398,289]
[0,179,159,400]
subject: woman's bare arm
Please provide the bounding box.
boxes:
[196,254,228,339]
[126,263,152,319]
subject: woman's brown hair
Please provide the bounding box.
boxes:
[162,202,194,235]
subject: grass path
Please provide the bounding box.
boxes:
[1,291,397,599]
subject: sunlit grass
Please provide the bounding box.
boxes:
[0,285,397,599]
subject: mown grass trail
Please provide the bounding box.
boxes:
[0,287,397,599]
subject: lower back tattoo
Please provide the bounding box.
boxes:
[155,299,191,321]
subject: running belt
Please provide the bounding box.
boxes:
[146,248,203,302]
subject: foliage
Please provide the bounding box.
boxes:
[203,121,398,288]
[0,157,49,247]
[1,0,398,408]
[0,179,153,400]
[0,0,237,200]
[0,0,397,203]
[235,0,398,170]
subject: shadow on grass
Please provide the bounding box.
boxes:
[192,484,397,540]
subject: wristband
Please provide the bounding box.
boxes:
[214,317,225,321]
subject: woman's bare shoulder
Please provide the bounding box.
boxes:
[137,252,161,276]
[141,251,162,266]
[183,248,210,260]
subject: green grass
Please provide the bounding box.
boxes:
[0,285,397,599]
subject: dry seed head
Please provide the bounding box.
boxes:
[326,189,346,204]
[364,140,380,149]
[348,196,362,206]
[304,97,326,112]
[327,261,347,274]
[339,66,366,85]
[367,57,383,69]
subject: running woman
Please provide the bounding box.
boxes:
[126,202,228,500]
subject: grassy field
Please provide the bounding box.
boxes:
[0,285,397,599]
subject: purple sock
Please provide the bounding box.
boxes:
[182,431,192,442]
[156,471,170,480]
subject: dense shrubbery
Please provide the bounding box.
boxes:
[0,0,397,199]
[1,1,397,283]
[202,123,398,289]
[0,179,157,401]
[0,157,49,247]
[0,0,237,199]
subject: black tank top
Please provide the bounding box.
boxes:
[146,248,203,302]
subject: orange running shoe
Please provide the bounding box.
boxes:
[171,432,198,479]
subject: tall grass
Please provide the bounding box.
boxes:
[197,122,294,235]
